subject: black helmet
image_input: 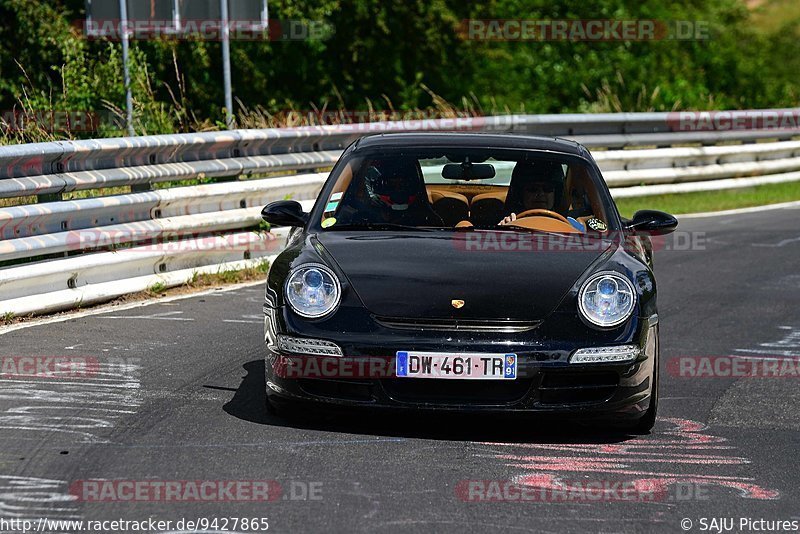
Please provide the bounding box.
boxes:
[364,160,422,211]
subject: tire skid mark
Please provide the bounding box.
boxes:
[0,359,141,443]
[0,475,80,529]
[0,360,142,527]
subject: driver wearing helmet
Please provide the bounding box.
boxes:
[364,165,420,212]
[339,158,443,226]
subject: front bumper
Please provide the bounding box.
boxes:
[263,307,658,419]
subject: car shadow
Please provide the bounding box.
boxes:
[220,360,639,445]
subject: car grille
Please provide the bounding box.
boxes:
[536,371,619,405]
[381,378,533,406]
[374,316,541,333]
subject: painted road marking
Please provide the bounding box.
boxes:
[752,235,800,248]
[735,325,800,357]
[223,314,263,324]
[0,281,263,336]
[482,418,779,501]
[101,311,194,321]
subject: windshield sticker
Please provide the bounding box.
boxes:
[586,218,608,232]
[330,192,343,201]
[321,217,337,228]
[324,201,339,212]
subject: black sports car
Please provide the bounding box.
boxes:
[261,133,677,432]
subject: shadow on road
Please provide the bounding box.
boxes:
[220,360,637,445]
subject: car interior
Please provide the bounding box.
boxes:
[321,153,611,234]
[424,165,606,233]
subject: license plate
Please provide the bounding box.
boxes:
[395,351,517,380]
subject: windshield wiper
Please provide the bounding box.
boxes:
[326,222,440,232]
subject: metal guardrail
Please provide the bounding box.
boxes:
[1,110,798,317]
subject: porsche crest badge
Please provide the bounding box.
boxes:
[451,299,465,309]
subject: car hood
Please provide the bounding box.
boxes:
[316,230,615,321]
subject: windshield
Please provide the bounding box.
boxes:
[316,147,615,234]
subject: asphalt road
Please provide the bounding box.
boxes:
[1,203,799,534]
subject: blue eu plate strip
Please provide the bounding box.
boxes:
[504,354,517,379]
[396,351,409,377]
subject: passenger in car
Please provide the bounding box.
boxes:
[499,161,564,225]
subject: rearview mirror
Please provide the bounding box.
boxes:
[626,210,678,236]
[442,163,496,181]
[261,200,308,227]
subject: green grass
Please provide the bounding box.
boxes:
[192,260,271,286]
[749,0,800,34]
[614,180,800,218]
[0,196,37,207]
[147,281,167,295]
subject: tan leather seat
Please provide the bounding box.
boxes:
[430,191,470,227]
[470,191,507,226]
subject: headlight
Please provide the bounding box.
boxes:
[285,264,341,318]
[578,272,636,328]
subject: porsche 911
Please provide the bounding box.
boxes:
[261,133,677,432]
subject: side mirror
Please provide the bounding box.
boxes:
[626,210,678,236]
[261,200,308,228]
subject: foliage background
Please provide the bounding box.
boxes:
[0,0,797,142]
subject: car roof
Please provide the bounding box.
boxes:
[351,132,587,156]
